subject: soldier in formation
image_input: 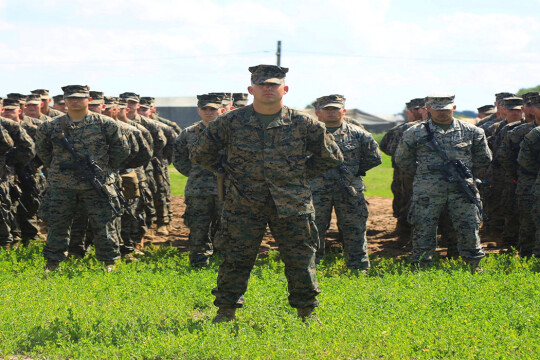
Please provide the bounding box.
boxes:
[309,94,381,270]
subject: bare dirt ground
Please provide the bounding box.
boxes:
[148,196,504,258]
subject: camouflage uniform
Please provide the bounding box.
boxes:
[395,95,491,264]
[310,117,381,268]
[517,98,540,256]
[0,124,15,249]
[192,91,343,309]
[174,117,222,267]
[0,117,35,248]
[36,86,130,263]
[503,121,538,255]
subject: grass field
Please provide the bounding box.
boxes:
[1,245,540,359]
[169,132,393,198]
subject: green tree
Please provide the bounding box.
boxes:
[517,85,540,96]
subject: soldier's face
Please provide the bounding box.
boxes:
[506,108,523,123]
[197,106,221,122]
[24,103,42,118]
[248,82,288,104]
[126,100,140,115]
[88,104,103,114]
[54,103,67,112]
[137,107,152,117]
[532,106,540,120]
[65,97,89,111]
[316,107,345,124]
[1,108,21,121]
[427,106,455,123]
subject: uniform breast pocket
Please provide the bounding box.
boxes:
[276,132,304,158]
[450,140,472,158]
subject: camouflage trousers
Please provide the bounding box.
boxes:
[120,197,143,254]
[152,159,171,226]
[312,190,369,269]
[144,165,157,228]
[501,181,519,248]
[184,195,222,267]
[67,206,94,257]
[0,181,14,247]
[408,191,485,263]
[13,173,43,243]
[213,196,320,309]
[43,187,121,262]
[483,165,505,232]
[516,175,536,256]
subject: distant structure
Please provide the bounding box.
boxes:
[303,108,400,133]
[155,97,198,129]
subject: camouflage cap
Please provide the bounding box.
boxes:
[316,94,346,110]
[521,92,540,105]
[503,96,524,110]
[529,94,540,108]
[2,98,21,110]
[495,92,515,104]
[89,91,105,104]
[119,92,140,103]
[140,97,155,109]
[31,89,50,100]
[52,94,65,104]
[249,64,288,85]
[197,94,223,109]
[117,97,127,109]
[407,98,425,109]
[233,93,249,107]
[62,85,90,98]
[25,94,42,105]
[209,92,233,105]
[425,94,455,110]
[104,96,118,108]
[7,93,27,105]
[477,105,496,114]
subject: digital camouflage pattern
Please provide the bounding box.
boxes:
[36,112,130,262]
[395,118,492,263]
[503,121,539,255]
[517,127,540,256]
[310,121,382,268]
[174,121,222,266]
[192,104,343,308]
[248,64,288,85]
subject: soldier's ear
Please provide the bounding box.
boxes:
[343,109,347,114]
[247,86,254,95]
[283,85,289,94]
[219,108,226,114]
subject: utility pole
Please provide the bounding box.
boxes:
[276,40,281,66]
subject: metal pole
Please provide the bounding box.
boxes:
[276,40,281,66]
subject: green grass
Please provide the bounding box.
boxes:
[1,245,540,359]
[169,132,394,198]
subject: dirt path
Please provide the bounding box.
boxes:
[149,196,503,258]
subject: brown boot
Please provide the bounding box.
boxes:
[297,306,320,323]
[156,225,169,236]
[212,307,236,323]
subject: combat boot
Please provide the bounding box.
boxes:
[156,225,169,236]
[465,259,483,274]
[212,307,236,323]
[44,260,60,274]
[297,306,320,323]
[104,260,116,272]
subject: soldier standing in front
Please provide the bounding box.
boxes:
[191,65,343,322]
[36,85,130,272]
[395,94,491,271]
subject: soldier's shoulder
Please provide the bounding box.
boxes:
[183,121,202,133]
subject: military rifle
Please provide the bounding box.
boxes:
[53,134,122,217]
[423,122,488,220]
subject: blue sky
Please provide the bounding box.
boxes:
[1,0,539,114]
